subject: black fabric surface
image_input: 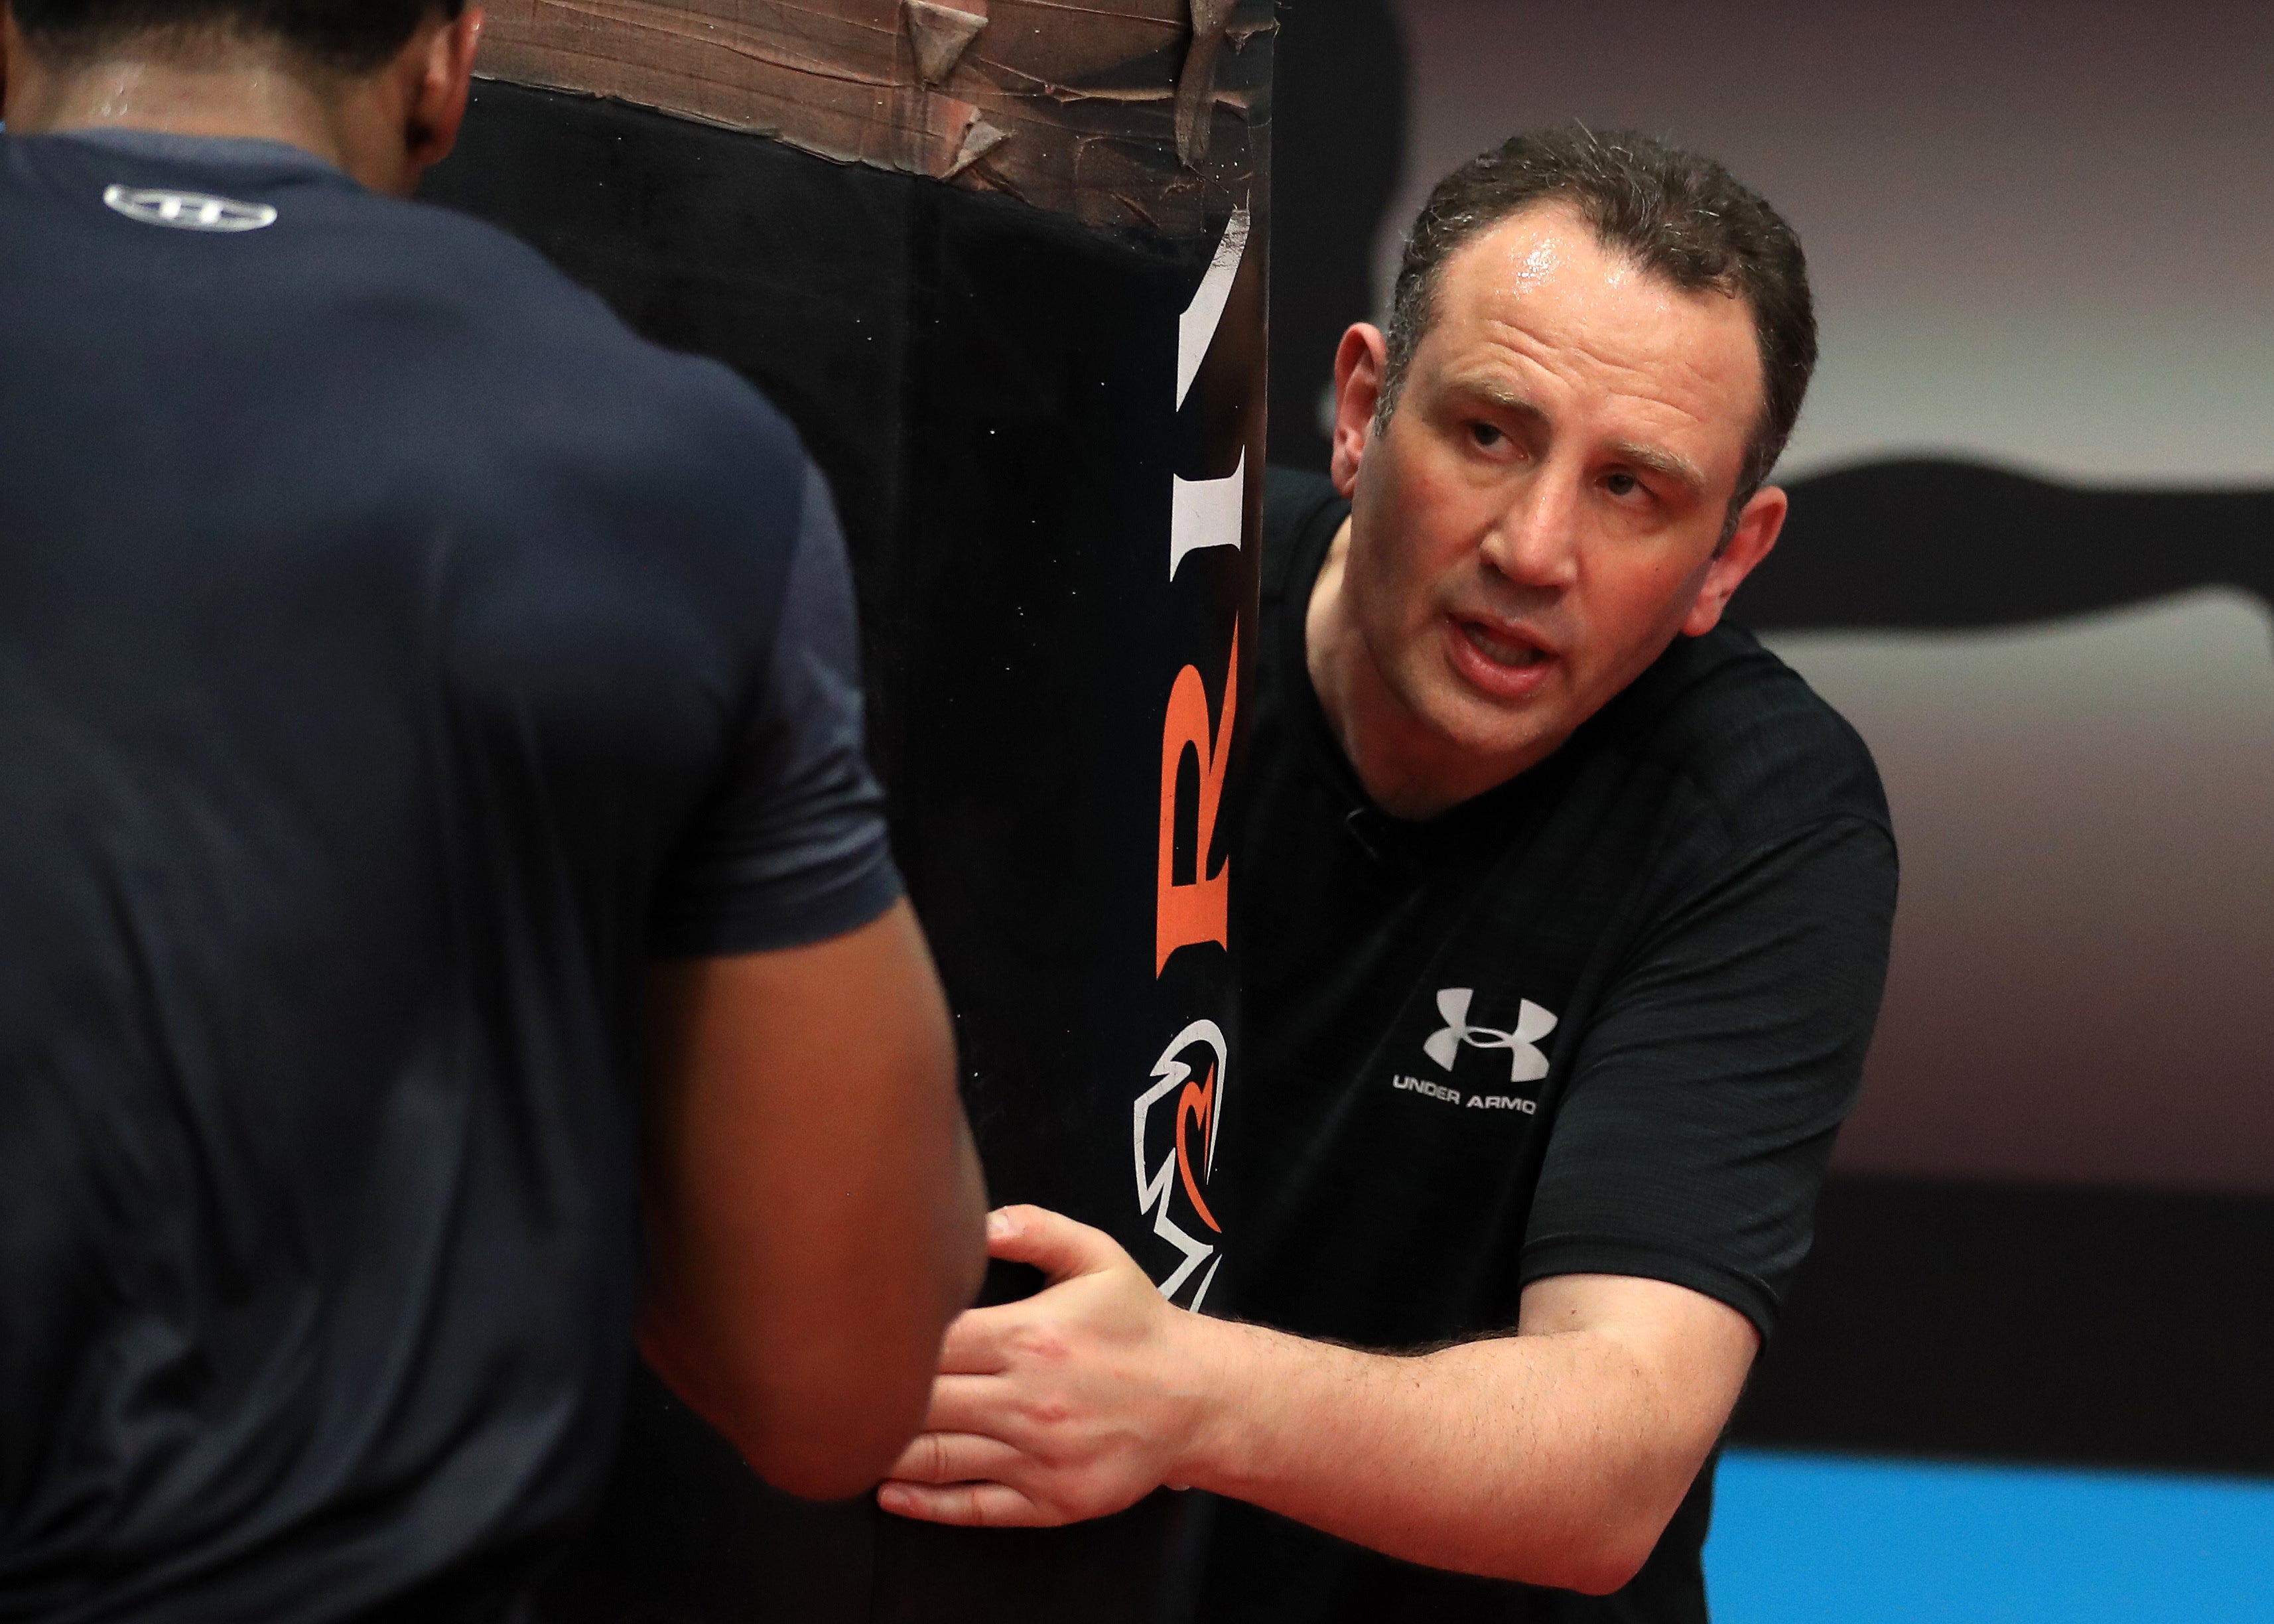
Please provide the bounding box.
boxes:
[0,133,898,1623]
[1194,470,1898,1623]
[423,78,1258,1623]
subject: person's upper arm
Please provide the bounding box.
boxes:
[1522,814,1899,1341]
[635,461,984,1496]
[641,903,982,1499]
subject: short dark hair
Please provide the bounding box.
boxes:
[1380,125,1817,531]
[12,0,462,72]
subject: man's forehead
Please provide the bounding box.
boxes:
[1446,200,1642,298]
[1428,203,1765,438]
[1441,199,1713,306]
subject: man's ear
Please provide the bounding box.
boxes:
[1682,484,1786,638]
[2,7,22,120]
[402,6,483,175]
[1327,323,1388,500]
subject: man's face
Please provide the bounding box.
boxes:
[1329,202,1783,793]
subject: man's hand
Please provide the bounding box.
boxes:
[878,1201,1757,1591]
[876,1204,1213,1526]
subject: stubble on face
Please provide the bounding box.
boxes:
[1316,203,1767,818]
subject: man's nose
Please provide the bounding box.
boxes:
[1477,472,1581,589]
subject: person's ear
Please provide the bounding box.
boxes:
[2,7,23,121]
[1327,323,1387,500]
[1682,484,1786,638]
[403,6,483,175]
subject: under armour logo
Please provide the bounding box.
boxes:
[1423,987,1557,1083]
[103,185,278,233]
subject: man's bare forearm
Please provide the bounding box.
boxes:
[1165,1278,1753,1591]
[880,1211,1753,1590]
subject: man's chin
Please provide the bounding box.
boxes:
[1400,676,1566,780]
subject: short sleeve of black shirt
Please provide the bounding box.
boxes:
[1520,807,1896,1338]
[647,459,902,957]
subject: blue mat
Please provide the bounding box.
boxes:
[1707,1450,2274,1621]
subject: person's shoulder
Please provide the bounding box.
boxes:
[4,137,809,532]
[387,196,766,394]
[1261,465,1347,604]
[286,194,815,592]
[1598,622,1891,848]
[355,193,808,500]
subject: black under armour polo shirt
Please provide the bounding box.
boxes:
[0,131,900,1623]
[1198,470,1898,1624]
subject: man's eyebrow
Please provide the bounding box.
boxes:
[1455,381,1711,498]
[1455,381,1548,429]
[1608,440,1707,498]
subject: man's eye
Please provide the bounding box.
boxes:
[1604,471,1641,498]
[1469,422,1504,449]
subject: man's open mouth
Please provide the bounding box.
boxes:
[1457,619,1549,669]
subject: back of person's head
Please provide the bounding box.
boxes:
[1382,124,1816,509]
[11,0,462,71]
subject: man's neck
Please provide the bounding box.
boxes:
[6,38,356,163]
[1304,515,1530,823]
[0,13,452,193]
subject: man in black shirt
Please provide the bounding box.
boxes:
[880,130,1896,1621]
[0,3,985,1619]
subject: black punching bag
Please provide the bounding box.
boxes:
[420,3,1270,1617]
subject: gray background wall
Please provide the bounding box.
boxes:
[1390,0,2274,486]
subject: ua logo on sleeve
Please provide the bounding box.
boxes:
[1424,986,1558,1082]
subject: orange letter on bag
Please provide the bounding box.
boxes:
[1156,625,1238,975]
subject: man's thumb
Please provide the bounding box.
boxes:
[986,1204,1120,1282]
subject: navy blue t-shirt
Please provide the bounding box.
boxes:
[0,131,900,1622]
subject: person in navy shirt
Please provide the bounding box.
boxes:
[0,3,986,1618]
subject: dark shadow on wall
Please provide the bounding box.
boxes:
[1745,458,2274,631]
[1732,1178,2274,1477]
[1266,0,1408,473]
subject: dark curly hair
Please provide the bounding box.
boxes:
[1380,125,1817,531]
[12,0,464,71]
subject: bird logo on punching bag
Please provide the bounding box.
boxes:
[1132,1019,1227,1309]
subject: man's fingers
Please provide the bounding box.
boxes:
[986,1203,1128,1284]
[919,1373,1025,1440]
[936,1308,1009,1375]
[884,1428,1026,1485]
[876,1477,1057,1528]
